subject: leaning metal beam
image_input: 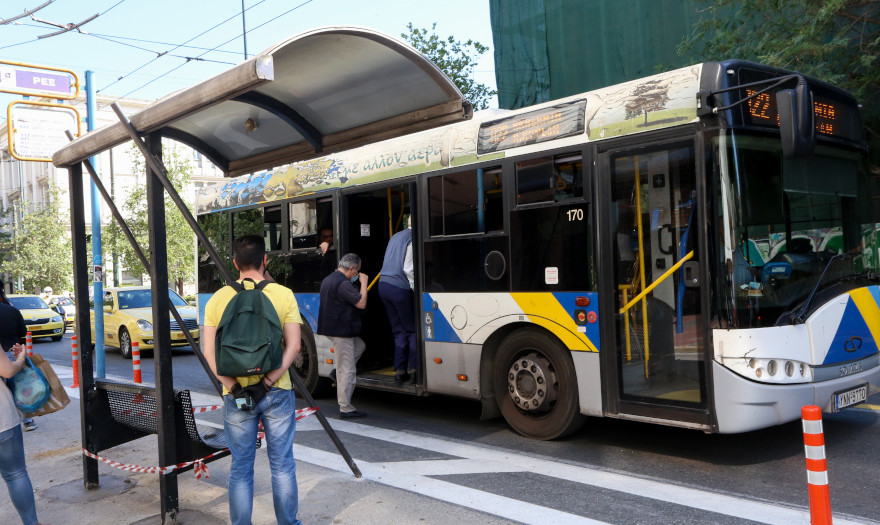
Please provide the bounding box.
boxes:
[64,131,223,396]
[113,102,363,479]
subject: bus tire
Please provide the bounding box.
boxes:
[494,329,585,440]
[290,325,333,398]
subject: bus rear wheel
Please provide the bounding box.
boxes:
[493,329,584,440]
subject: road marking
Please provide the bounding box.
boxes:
[54,365,874,525]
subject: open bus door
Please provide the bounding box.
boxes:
[598,138,712,428]
[341,182,419,390]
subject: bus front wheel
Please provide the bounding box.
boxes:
[290,326,333,398]
[493,329,585,440]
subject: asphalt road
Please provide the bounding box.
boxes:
[31,331,880,524]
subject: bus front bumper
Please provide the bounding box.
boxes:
[712,359,880,433]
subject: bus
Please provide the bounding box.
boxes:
[196,60,880,440]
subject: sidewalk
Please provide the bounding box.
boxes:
[0,395,515,525]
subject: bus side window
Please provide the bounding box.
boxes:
[289,200,317,250]
[428,166,503,236]
[516,154,583,205]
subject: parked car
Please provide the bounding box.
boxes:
[89,287,200,359]
[7,294,65,342]
[48,295,75,328]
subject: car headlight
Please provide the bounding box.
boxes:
[51,316,62,323]
[136,319,153,332]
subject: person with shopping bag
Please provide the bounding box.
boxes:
[0,342,48,525]
[0,281,35,432]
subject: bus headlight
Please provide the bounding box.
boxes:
[723,356,813,384]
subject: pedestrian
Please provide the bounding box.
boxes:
[378,221,417,385]
[202,235,303,525]
[318,253,368,418]
[1,342,46,525]
[0,281,34,432]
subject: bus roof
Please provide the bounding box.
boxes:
[52,26,472,176]
[196,64,704,214]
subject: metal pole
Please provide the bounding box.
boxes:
[110,148,119,287]
[67,162,98,488]
[145,133,179,520]
[241,0,248,61]
[86,70,105,378]
[65,131,223,396]
[111,103,362,478]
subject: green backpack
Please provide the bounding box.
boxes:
[215,279,283,377]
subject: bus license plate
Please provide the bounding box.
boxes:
[834,384,867,411]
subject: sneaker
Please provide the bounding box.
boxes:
[339,410,366,419]
[23,420,37,432]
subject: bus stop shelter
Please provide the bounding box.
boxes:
[52,26,471,522]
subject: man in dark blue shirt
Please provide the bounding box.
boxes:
[318,253,368,418]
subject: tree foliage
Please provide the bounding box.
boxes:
[1,184,72,293]
[106,144,195,294]
[680,0,880,140]
[402,22,497,110]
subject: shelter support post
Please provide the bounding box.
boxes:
[145,133,179,520]
[112,103,362,479]
[68,162,99,488]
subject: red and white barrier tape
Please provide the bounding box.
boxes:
[191,404,223,413]
[81,406,319,479]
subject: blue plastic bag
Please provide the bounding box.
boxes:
[11,356,50,414]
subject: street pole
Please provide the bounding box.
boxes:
[86,70,105,378]
[110,148,119,287]
[241,0,248,61]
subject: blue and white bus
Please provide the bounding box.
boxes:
[196,60,879,439]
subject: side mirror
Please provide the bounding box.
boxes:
[777,79,815,158]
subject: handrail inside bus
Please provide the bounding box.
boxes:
[619,251,695,314]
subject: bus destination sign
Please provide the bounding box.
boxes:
[477,100,586,154]
[738,68,863,144]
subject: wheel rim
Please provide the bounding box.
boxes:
[506,351,558,413]
[121,331,131,355]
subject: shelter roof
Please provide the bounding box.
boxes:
[53,26,472,176]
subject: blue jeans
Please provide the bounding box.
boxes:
[224,388,301,525]
[0,425,38,525]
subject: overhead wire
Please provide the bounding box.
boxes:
[96,0,270,95]
[98,0,316,108]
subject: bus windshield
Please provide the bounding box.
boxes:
[716,132,879,328]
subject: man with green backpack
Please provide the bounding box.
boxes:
[203,235,303,525]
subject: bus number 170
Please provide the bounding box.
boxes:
[567,209,584,222]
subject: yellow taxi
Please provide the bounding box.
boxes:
[7,294,65,342]
[89,287,200,359]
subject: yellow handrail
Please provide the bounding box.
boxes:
[619,250,694,314]
[367,272,381,292]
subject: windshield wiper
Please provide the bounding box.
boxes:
[792,253,851,324]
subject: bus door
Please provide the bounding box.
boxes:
[342,183,415,383]
[598,140,709,423]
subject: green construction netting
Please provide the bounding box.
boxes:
[490,0,705,109]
